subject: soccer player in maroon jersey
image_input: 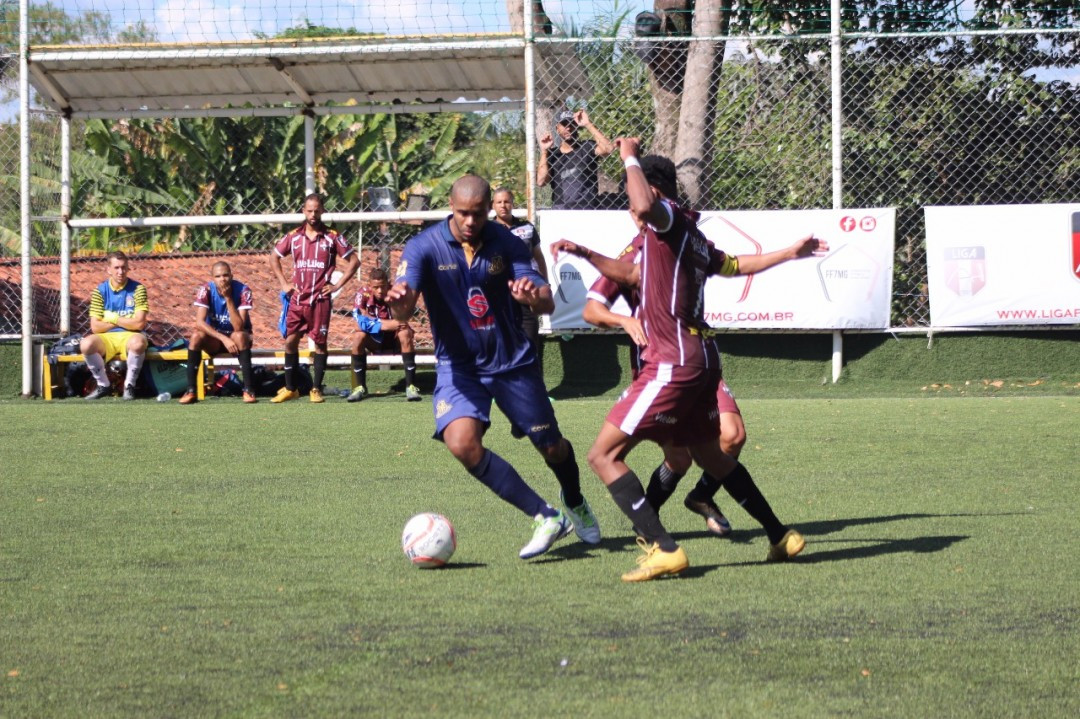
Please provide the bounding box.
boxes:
[552,137,828,581]
[269,193,360,403]
[582,234,736,537]
[346,267,421,402]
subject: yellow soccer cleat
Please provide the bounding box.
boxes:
[766,529,806,562]
[309,388,325,403]
[621,537,689,582]
[270,387,300,404]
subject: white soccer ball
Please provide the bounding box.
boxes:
[401,513,456,568]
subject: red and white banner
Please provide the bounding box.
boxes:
[925,205,1080,327]
[539,208,896,331]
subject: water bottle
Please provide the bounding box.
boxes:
[156,392,171,402]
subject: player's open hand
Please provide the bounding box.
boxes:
[622,316,648,347]
[386,281,409,305]
[791,234,830,258]
[509,277,540,306]
[222,337,239,354]
[539,132,554,150]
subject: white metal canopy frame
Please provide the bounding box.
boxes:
[15,0,589,395]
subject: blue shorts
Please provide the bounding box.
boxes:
[431,363,562,448]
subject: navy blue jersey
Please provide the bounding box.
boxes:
[399,218,545,375]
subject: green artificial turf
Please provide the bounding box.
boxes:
[1,394,1077,717]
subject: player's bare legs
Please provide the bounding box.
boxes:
[688,439,805,561]
[588,422,688,580]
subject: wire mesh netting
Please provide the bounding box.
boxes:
[2,2,1079,343]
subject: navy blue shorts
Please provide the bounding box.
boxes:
[431,363,562,448]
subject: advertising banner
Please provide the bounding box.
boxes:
[925,205,1080,326]
[540,208,896,331]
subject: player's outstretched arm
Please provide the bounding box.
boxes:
[550,239,639,288]
[736,235,830,275]
[583,299,648,347]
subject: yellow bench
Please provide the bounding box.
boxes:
[44,348,436,399]
[42,349,209,401]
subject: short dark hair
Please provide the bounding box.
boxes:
[492,187,514,202]
[640,155,679,201]
[106,250,128,264]
[303,192,324,207]
[369,267,389,282]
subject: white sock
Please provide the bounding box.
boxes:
[125,352,144,388]
[85,353,109,387]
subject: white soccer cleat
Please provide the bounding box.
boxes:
[519,510,572,559]
[561,492,601,545]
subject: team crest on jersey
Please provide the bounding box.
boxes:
[488,255,505,275]
[125,295,135,308]
[435,399,453,419]
[467,287,489,318]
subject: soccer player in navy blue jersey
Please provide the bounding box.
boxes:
[178,261,257,405]
[386,174,600,560]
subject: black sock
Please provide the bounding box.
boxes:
[645,462,685,512]
[717,463,786,544]
[690,472,724,499]
[185,348,200,392]
[402,351,416,386]
[608,471,677,552]
[283,352,299,391]
[237,349,254,391]
[546,440,583,508]
[312,353,328,390]
[351,354,367,388]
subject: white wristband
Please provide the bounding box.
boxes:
[624,157,641,170]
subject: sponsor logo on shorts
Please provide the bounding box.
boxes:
[654,413,678,425]
[707,408,719,420]
[528,423,550,433]
[438,263,458,271]
[435,399,453,419]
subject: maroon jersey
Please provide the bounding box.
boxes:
[274,225,354,305]
[353,286,392,321]
[638,200,738,369]
[587,235,644,373]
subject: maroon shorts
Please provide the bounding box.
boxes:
[606,363,722,446]
[717,378,741,416]
[285,297,332,345]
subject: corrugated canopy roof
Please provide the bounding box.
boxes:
[26,34,583,116]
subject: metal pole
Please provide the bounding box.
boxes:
[304,112,316,195]
[523,8,537,220]
[60,112,71,335]
[830,0,843,383]
[19,0,33,396]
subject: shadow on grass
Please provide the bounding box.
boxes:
[543,511,1002,566]
[435,562,487,570]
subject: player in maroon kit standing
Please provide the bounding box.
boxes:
[269,193,360,403]
[552,137,828,581]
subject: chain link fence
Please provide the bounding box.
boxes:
[3,2,1080,344]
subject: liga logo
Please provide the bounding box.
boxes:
[943,246,986,297]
